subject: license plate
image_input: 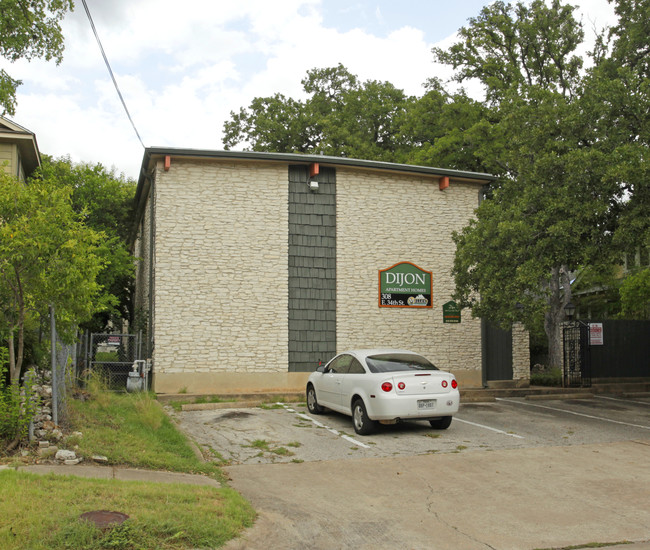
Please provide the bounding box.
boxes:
[418,399,436,410]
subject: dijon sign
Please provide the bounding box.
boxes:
[379,262,432,308]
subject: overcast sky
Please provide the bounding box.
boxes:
[2,0,617,181]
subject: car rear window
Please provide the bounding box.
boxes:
[365,353,439,373]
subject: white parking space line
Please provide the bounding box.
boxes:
[279,404,371,449]
[596,395,650,406]
[454,417,525,439]
[497,398,650,430]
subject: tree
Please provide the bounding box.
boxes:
[594,0,650,282]
[403,79,491,173]
[0,170,105,384]
[223,64,413,162]
[619,267,650,319]
[33,156,137,332]
[432,0,584,103]
[438,0,618,367]
[0,0,74,116]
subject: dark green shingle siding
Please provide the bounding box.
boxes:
[288,165,337,372]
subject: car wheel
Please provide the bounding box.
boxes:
[352,399,376,435]
[429,416,452,430]
[306,384,323,414]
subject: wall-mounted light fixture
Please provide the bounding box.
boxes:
[308,179,319,191]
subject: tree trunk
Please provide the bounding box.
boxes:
[8,334,18,385]
[544,265,572,369]
[8,267,25,385]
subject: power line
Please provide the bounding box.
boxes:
[81,0,145,149]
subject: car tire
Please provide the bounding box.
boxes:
[352,399,376,435]
[429,416,453,430]
[306,384,323,414]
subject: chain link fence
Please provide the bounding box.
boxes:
[88,332,145,390]
[48,308,84,428]
[48,308,145,429]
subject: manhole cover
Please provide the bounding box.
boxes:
[80,510,129,529]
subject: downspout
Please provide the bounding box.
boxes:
[148,170,155,361]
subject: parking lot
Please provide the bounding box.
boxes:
[171,394,650,464]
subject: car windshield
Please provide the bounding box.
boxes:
[365,353,438,373]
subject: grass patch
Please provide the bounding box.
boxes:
[94,351,119,362]
[68,391,221,477]
[1,385,256,549]
[0,470,255,550]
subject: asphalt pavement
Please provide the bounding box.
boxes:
[9,390,650,550]
[11,439,650,550]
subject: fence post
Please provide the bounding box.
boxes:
[50,305,58,426]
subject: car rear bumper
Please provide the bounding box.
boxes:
[366,390,460,420]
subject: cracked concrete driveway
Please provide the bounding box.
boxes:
[170,397,650,549]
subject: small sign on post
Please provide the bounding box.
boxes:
[443,301,461,323]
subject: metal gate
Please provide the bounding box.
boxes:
[562,322,591,387]
[88,333,145,390]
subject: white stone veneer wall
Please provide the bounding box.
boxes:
[152,159,289,377]
[512,323,531,385]
[336,168,485,387]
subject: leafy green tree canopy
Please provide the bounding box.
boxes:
[0,169,105,383]
[0,0,74,116]
[439,0,620,367]
[433,0,584,102]
[34,156,137,332]
[223,63,413,162]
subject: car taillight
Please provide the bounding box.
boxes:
[397,382,405,390]
[451,379,458,389]
[381,382,393,392]
[441,380,448,388]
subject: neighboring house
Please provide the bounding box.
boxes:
[0,116,41,180]
[132,148,530,394]
[572,247,650,319]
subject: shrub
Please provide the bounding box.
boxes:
[1,349,40,449]
[530,366,562,387]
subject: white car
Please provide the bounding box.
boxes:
[306,349,459,435]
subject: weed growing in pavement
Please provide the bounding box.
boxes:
[259,403,284,410]
[272,447,293,456]
[246,439,296,458]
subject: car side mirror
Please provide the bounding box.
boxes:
[316,365,325,373]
